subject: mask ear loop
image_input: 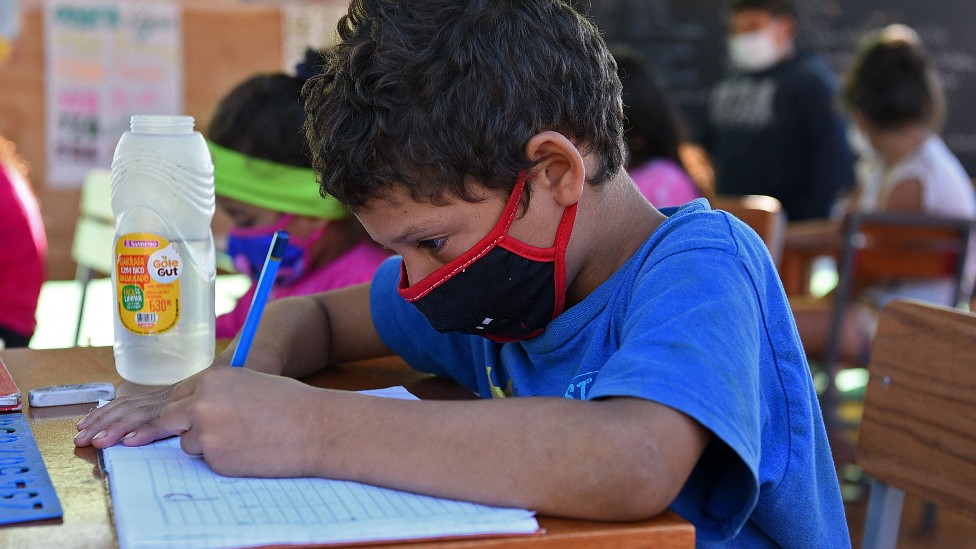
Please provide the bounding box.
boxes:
[550,202,578,320]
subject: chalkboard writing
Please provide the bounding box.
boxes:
[585,0,727,143]
[584,0,976,174]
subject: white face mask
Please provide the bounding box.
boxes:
[728,27,782,72]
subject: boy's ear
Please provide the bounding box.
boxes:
[524,131,586,207]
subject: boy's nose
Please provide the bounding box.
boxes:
[400,255,442,287]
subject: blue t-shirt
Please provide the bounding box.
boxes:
[370,199,849,547]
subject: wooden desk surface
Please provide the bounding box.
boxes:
[0,346,694,548]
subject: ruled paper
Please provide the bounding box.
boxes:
[102,386,539,549]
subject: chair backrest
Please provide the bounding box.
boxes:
[857,299,976,548]
[71,168,115,278]
[70,169,115,345]
[821,212,976,374]
[848,213,974,298]
[710,195,786,267]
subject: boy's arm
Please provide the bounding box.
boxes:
[225,283,391,377]
[161,371,711,521]
[75,282,389,448]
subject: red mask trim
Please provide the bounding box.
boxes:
[398,171,577,324]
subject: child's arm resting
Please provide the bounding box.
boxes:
[160,382,711,521]
[75,282,389,449]
[247,282,392,379]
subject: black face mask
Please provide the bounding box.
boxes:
[397,173,578,343]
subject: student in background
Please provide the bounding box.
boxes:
[705,0,855,221]
[78,1,848,545]
[207,49,389,339]
[0,135,46,348]
[610,45,708,207]
[790,24,976,364]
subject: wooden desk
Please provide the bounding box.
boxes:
[0,346,694,548]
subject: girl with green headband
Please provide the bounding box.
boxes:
[207,51,389,339]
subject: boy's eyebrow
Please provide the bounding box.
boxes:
[391,220,438,245]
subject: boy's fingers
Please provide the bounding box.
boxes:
[159,399,203,456]
[158,398,194,438]
[120,422,173,447]
[77,383,177,433]
[74,402,149,447]
[178,429,203,457]
[171,376,195,401]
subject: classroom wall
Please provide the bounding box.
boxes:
[0,0,284,280]
[8,0,976,280]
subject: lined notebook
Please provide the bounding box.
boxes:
[101,386,540,549]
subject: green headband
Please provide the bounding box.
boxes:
[207,140,348,220]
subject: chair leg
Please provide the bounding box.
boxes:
[74,266,93,347]
[862,480,905,549]
[921,501,939,533]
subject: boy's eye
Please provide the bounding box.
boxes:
[417,237,446,252]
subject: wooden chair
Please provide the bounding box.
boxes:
[710,195,786,267]
[857,299,976,549]
[821,212,976,376]
[70,169,115,346]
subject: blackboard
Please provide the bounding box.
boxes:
[584,0,976,175]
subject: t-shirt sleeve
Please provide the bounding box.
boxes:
[586,242,765,542]
[368,256,484,392]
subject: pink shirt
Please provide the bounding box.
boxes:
[216,239,389,338]
[0,163,47,337]
[630,158,701,208]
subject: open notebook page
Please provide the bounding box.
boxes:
[101,386,539,549]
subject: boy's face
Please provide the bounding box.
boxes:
[355,180,562,287]
[730,8,794,48]
[356,185,506,285]
[357,175,577,341]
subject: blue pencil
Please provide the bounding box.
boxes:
[230,230,289,367]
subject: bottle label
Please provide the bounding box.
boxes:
[115,233,181,335]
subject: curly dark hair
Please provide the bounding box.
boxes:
[303,0,624,210]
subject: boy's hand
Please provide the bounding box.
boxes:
[158,367,326,477]
[74,378,186,449]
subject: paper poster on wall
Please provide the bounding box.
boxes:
[281,1,347,74]
[0,0,21,65]
[44,1,182,188]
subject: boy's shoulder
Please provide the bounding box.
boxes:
[617,199,777,290]
[645,199,754,257]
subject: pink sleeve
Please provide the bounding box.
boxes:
[215,241,389,339]
[630,159,701,208]
[216,284,254,339]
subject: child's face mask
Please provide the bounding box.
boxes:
[226,214,326,286]
[397,173,577,343]
[728,26,782,72]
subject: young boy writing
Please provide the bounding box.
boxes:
[76,0,849,545]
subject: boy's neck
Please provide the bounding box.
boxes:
[564,173,666,308]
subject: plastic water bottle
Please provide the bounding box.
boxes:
[110,115,216,385]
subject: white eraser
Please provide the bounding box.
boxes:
[28,382,116,407]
